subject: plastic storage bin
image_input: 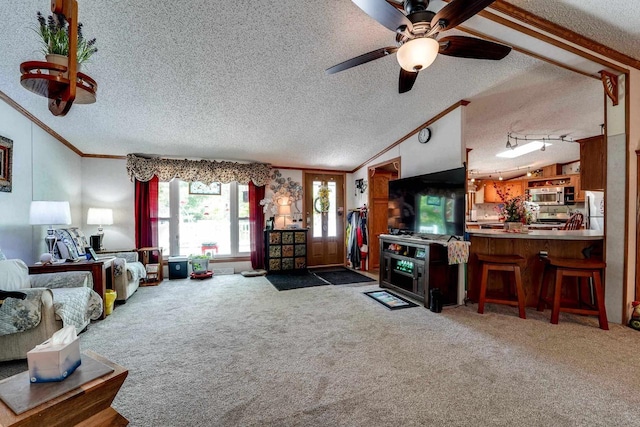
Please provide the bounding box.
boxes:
[168,256,189,279]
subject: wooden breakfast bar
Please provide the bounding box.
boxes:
[467,229,605,307]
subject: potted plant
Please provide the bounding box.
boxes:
[190,255,210,274]
[34,11,97,71]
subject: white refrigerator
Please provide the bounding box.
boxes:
[585,191,605,230]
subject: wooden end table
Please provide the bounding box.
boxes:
[0,350,129,426]
[29,258,114,320]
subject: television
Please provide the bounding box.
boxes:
[387,166,466,237]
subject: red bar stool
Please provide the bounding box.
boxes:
[477,254,526,319]
[537,257,608,330]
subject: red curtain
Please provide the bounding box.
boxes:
[249,182,265,270]
[135,176,159,251]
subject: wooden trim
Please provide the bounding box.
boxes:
[458,26,599,80]
[274,165,351,174]
[475,8,628,75]
[367,156,401,173]
[0,90,83,156]
[351,100,470,173]
[82,154,127,159]
[489,1,640,71]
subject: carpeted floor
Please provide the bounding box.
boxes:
[265,271,328,291]
[1,275,640,426]
[311,267,376,285]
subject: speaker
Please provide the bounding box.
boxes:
[90,235,101,252]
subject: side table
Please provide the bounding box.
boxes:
[29,258,114,320]
[137,247,164,285]
[0,350,129,426]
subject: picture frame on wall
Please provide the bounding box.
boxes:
[189,181,221,195]
[0,135,13,193]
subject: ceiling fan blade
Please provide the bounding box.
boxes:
[326,47,398,74]
[352,0,413,33]
[399,68,419,94]
[427,0,496,36]
[438,35,511,60]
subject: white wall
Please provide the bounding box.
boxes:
[81,158,135,250]
[348,105,465,209]
[0,99,83,262]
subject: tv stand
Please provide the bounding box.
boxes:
[379,235,459,307]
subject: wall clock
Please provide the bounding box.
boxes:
[418,127,431,144]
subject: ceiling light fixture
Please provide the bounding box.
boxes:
[496,141,552,158]
[396,38,439,72]
[20,0,97,116]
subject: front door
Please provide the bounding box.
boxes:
[304,172,345,267]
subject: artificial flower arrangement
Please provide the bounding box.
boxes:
[315,185,331,213]
[35,11,97,64]
[259,170,303,216]
[493,183,539,225]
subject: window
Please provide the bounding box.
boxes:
[158,180,249,257]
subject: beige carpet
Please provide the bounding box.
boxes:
[1,274,639,426]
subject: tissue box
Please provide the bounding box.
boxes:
[27,337,81,383]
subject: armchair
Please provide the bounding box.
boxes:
[54,227,146,302]
[0,259,103,362]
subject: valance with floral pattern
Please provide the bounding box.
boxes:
[126,154,272,186]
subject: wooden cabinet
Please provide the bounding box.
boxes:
[570,175,585,202]
[483,180,523,203]
[579,135,606,190]
[265,229,308,272]
[542,164,562,177]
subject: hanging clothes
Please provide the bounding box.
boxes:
[346,207,368,269]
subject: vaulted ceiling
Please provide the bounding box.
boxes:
[0,1,637,173]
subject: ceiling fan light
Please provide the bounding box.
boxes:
[396,38,439,72]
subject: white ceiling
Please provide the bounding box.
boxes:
[0,1,636,173]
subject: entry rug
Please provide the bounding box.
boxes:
[267,272,328,291]
[312,267,376,285]
[364,290,418,310]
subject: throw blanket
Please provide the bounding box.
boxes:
[51,288,103,334]
[0,289,45,335]
[0,287,103,336]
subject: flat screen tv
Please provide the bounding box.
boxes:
[387,166,466,237]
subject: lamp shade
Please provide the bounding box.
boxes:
[87,208,114,225]
[396,37,439,72]
[29,201,72,225]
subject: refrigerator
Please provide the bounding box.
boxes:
[585,191,605,230]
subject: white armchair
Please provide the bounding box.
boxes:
[0,259,103,362]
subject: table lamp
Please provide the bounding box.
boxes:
[87,208,113,251]
[29,201,72,256]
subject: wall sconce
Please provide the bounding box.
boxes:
[355,179,367,195]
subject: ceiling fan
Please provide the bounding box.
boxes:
[326,0,512,93]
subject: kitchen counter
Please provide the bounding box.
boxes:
[467,229,603,240]
[467,231,604,307]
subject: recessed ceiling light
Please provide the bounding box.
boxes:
[496,141,551,158]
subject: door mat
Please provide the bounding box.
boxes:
[266,272,328,291]
[364,290,418,310]
[312,267,376,285]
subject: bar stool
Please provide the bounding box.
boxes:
[477,254,526,319]
[537,256,608,330]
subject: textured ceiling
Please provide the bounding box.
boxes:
[0,1,636,172]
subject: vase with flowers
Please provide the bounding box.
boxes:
[493,183,539,231]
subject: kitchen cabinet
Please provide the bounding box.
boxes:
[579,135,606,190]
[570,175,585,202]
[483,180,523,203]
[542,164,562,177]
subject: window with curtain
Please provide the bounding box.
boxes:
[158,180,249,257]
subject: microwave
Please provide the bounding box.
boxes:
[527,187,565,205]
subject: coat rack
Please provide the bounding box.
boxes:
[20,0,97,116]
